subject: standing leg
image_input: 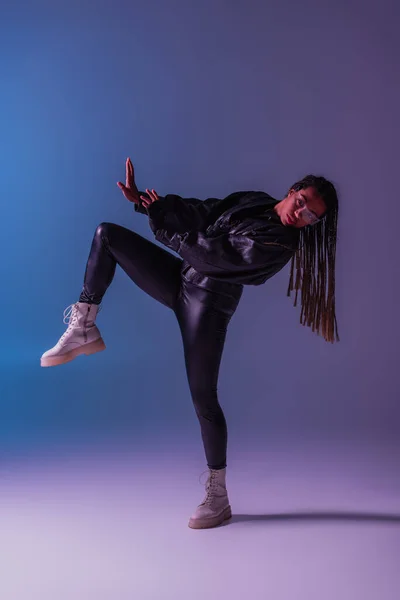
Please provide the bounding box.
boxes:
[175,281,242,469]
[175,279,243,529]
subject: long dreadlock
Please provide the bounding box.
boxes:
[286,175,339,343]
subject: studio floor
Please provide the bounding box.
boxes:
[0,435,399,600]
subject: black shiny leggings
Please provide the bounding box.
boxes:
[79,223,243,470]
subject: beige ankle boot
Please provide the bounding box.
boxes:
[41,302,105,367]
[188,468,232,529]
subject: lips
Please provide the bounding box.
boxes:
[286,214,295,225]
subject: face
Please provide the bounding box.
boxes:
[280,186,327,228]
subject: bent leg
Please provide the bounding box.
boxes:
[80,222,182,309]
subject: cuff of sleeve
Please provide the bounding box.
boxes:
[147,200,166,233]
[146,200,164,217]
[134,199,148,214]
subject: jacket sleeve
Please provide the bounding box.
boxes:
[135,191,243,233]
[152,226,295,281]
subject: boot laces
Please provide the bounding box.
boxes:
[59,304,80,342]
[199,470,220,506]
[59,302,102,343]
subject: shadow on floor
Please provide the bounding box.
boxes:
[230,511,400,525]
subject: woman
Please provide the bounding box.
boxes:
[41,158,339,529]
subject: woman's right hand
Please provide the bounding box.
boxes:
[117,157,140,204]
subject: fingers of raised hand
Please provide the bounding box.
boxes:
[147,188,159,202]
[140,195,150,207]
[125,157,134,187]
[140,189,159,208]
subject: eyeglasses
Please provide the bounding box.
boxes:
[295,197,321,226]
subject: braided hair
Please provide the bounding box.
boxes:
[286,175,339,343]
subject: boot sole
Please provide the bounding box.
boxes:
[188,505,232,530]
[40,338,106,368]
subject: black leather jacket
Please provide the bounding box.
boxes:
[135,190,299,292]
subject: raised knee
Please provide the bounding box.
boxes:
[95,222,113,239]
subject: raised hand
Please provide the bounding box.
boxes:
[117,158,140,204]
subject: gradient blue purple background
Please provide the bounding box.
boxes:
[1,1,399,598]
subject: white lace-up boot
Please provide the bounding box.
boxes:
[41,302,105,367]
[188,467,232,529]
